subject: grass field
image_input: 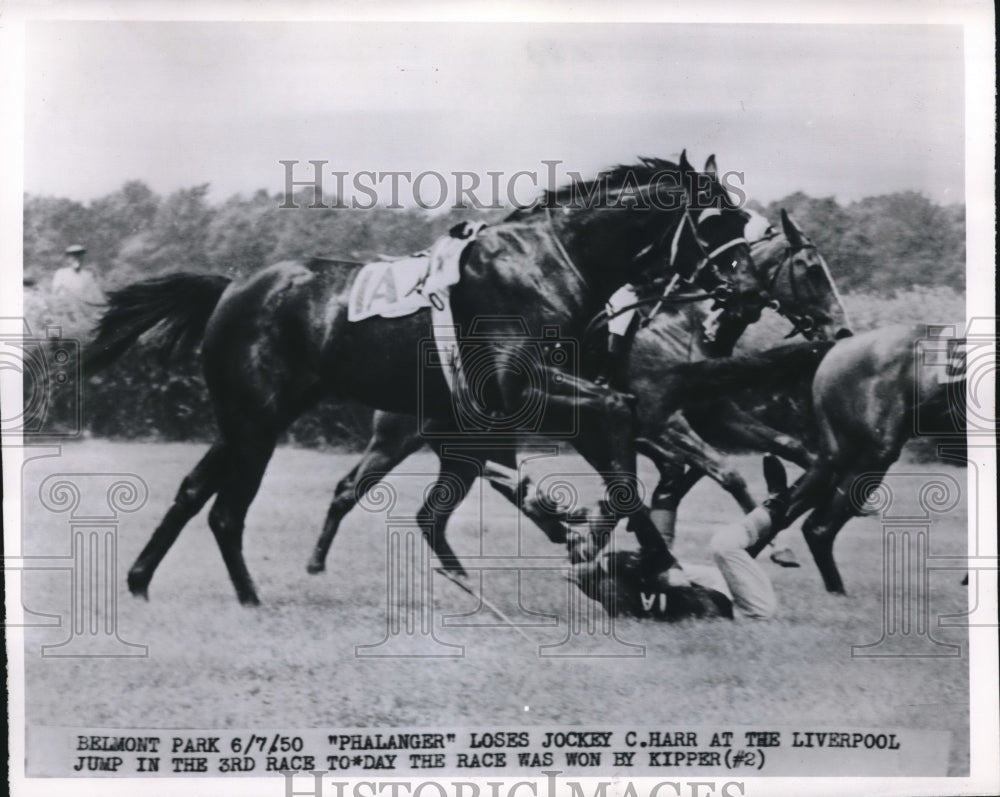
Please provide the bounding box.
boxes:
[19,440,971,774]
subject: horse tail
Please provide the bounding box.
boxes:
[85,272,232,373]
[659,340,836,413]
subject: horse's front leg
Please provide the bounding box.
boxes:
[689,400,817,470]
[801,454,897,594]
[484,451,569,544]
[659,411,757,513]
[534,371,676,580]
[307,412,424,574]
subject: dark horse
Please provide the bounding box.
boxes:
[743,324,969,593]
[87,153,762,605]
[304,209,852,574]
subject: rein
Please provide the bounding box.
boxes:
[542,187,755,350]
[582,281,721,343]
[543,187,748,306]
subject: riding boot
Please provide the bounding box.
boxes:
[649,484,680,549]
[758,455,800,567]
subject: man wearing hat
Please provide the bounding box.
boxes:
[52,244,103,305]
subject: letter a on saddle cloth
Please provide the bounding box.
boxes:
[346,221,486,390]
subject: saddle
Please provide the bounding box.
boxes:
[347,221,485,322]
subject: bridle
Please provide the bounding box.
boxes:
[757,240,828,339]
[631,205,751,328]
[668,206,750,295]
[542,187,751,310]
[575,204,756,343]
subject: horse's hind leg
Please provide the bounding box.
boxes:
[127,443,227,599]
[416,450,479,577]
[307,418,424,574]
[306,459,361,574]
[207,430,278,606]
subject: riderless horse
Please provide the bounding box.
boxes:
[87,152,761,604]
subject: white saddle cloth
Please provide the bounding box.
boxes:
[347,221,486,322]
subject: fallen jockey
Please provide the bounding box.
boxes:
[647,458,800,569]
[568,455,792,621]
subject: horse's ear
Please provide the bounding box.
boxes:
[780,208,807,247]
[704,154,718,179]
[679,149,695,177]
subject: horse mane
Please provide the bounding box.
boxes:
[506,156,737,221]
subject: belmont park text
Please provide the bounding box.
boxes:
[278,160,748,211]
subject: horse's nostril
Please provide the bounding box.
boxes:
[835,328,854,340]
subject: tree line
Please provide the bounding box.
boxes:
[22,181,966,456]
[24,180,964,294]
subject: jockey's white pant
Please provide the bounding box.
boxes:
[708,507,778,620]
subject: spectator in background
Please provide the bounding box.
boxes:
[52,244,104,305]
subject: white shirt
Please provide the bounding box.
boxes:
[52,267,103,304]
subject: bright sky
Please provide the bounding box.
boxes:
[24,21,965,206]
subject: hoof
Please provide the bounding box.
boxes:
[769,547,801,568]
[127,570,150,600]
[762,454,788,494]
[435,562,470,582]
[239,594,262,607]
[567,533,600,564]
[540,521,568,545]
[306,559,325,574]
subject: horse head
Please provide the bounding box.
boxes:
[530,152,758,313]
[661,151,759,311]
[750,209,853,341]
